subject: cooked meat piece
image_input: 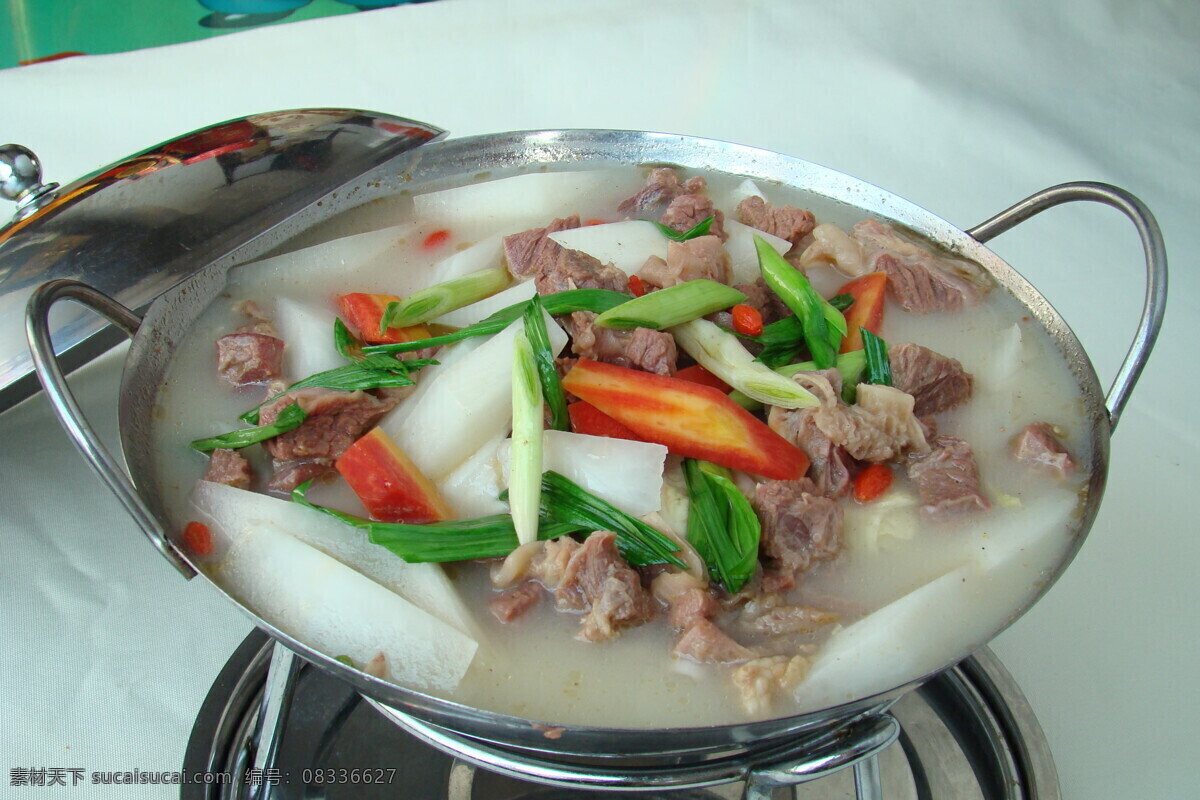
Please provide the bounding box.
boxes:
[889,343,974,416]
[216,332,285,386]
[660,194,727,241]
[531,536,582,588]
[650,569,707,604]
[502,215,581,279]
[554,532,656,642]
[791,373,929,463]
[735,196,816,250]
[731,655,809,715]
[799,223,869,276]
[768,407,855,498]
[754,479,843,593]
[744,605,840,636]
[1012,423,1075,479]
[673,619,754,663]
[637,235,732,288]
[267,459,334,493]
[733,278,792,325]
[489,581,544,623]
[617,167,707,213]
[535,247,629,296]
[907,436,990,519]
[259,387,397,463]
[851,219,990,313]
[667,587,721,630]
[566,311,677,375]
[203,448,253,490]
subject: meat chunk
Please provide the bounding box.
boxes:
[1012,423,1075,479]
[790,373,929,463]
[799,223,869,276]
[768,372,856,498]
[266,460,335,493]
[754,479,843,593]
[617,167,707,213]
[744,604,840,636]
[735,196,816,250]
[852,219,991,313]
[259,387,397,463]
[673,619,754,663]
[203,448,253,490]
[732,655,809,716]
[660,194,727,241]
[637,235,732,288]
[536,247,629,296]
[566,311,677,375]
[888,343,974,416]
[554,532,656,642]
[503,215,581,279]
[907,436,989,519]
[216,332,284,386]
[667,587,721,630]
[489,581,544,623]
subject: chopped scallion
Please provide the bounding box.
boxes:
[642,215,715,242]
[510,331,544,546]
[861,329,893,387]
[754,235,842,368]
[192,402,306,451]
[381,268,511,330]
[683,459,760,593]
[523,295,569,431]
[594,279,746,330]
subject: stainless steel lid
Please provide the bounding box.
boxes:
[0,109,443,412]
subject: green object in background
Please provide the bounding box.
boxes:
[0,0,431,70]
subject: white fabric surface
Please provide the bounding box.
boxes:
[2,0,1197,796]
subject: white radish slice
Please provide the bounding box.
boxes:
[437,434,508,519]
[191,481,480,639]
[381,313,568,481]
[433,279,537,329]
[211,518,477,693]
[795,564,980,706]
[414,171,608,234]
[273,296,343,381]
[724,220,791,284]
[728,178,766,208]
[547,220,666,276]
[382,336,484,432]
[497,430,667,517]
[427,234,505,285]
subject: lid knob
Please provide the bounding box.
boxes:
[0,144,59,220]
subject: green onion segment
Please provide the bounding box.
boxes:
[523,295,569,431]
[381,268,511,331]
[192,402,307,451]
[671,319,818,409]
[363,288,629,355]
[594,280,746,330]
[861,329,893,387]
[754,235,844,369]
[682,460,760,593]
[643,215,715,242]
[510,331,544,546]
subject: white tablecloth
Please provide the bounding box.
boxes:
[2,1,1197,796]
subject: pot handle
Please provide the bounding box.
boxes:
[966,181,1167,431]
[26,279,195,579]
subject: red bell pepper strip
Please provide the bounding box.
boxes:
[336,428,453,524]
[561,359,809,480]
[567,400,644,441]
[337,293,433,346]
[836,272,888,353]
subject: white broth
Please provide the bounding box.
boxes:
[150,166,1090,726]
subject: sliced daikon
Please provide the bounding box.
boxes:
[437,434,508,519]
[498,430,667,517]
[547,220,666,275]
[433,279,537,329]
[191,481,479,638]
[414,171,608,234]
[380,336,484,432]
[273,296,344,380]
[725,220,791,284]
[728,178,766,209]
[212,519,477,693]
[383,313,567,480]
[428,234,506,285]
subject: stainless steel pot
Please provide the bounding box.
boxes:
[24,119,1166,793]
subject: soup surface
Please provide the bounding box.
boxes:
[151,165,1090,727]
